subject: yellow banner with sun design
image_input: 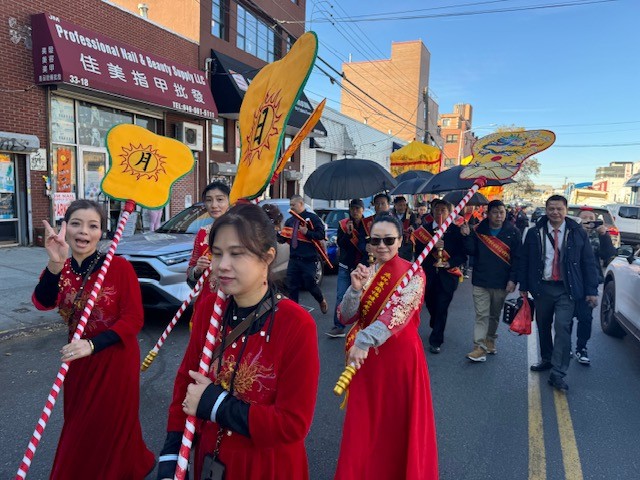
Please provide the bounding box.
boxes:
[460,130,555,181]
[101,124,195,209]
[230,32,318,204]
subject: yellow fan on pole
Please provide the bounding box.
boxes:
[230,32,319,204]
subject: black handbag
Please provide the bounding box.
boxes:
[502,296,535,325]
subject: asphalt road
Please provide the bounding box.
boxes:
[2,274,640,479]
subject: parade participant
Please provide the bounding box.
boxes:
[414,201,429,227]
[391,195,417,261]
[327,198,369,338]
[519,195,598,392]
[372,192,391,216]
[33,200,154,479]
[461,200,521,362]
[186,181,231,290]
[261,203,284,233]
[334,215,438,480]
[278,194,328,313]
[573,208,616,365]
[414,199,467,353]
[515,207,529,234]
[157,204,320,480]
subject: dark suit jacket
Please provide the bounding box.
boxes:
[415,221,467,293]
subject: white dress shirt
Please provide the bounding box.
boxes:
[543,220,566,280]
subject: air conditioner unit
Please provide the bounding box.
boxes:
[283,170,302,181]
[175,122,203,151]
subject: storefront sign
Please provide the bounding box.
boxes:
[0,132,40,153]
[56,147,73,192]
[30,149,48,171]
[53,192,76,220]
[31,13,217,119]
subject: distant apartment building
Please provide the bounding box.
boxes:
[437,103,474,169]
[340,40,437,145]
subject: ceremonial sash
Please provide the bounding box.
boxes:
[287,210,334,268]
[475,229,511,265]
[345,255,408,351]
[362,215,374,236]
[280,226,312,244]
[339,218,360,250]
[411,226,463,277]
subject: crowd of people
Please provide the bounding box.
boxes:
[31,184,615,479]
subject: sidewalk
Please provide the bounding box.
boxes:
[0,246,62,340]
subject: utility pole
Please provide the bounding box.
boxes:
[423,87,429,144]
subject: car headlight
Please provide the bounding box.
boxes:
[328,235,337,246]
[158,250,192,265]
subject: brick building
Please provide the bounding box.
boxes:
[339,40,437,145]
[1,0,218,247]
[438,103,474,168]
[110,0,322,199]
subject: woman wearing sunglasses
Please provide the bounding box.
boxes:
[334,215,438,480]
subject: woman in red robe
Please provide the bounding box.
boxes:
[186,181,231,324]
[335,215,439,480]
[157,203,320,480]
[32,200,154,479]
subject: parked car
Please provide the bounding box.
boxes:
[600,246,640,341]
[606,204,640,246]
[317,207,375,272]
[530,207,545,223]
[566,204,621,248]
[110,200,322,313]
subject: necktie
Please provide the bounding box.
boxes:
[292,219,299,249]
[551,229,560,281]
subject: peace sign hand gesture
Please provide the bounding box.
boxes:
[43,220,69,273]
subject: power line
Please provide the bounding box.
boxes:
[553,141,640,147]
[278,0,618,24]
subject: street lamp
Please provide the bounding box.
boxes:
[457,124,497,164]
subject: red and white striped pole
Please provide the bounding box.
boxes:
[334,179,487,396]
[141,267,212,371]
[16,200,136,479]
[173,288,227,480]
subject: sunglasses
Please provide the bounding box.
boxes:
[368,236,400,246]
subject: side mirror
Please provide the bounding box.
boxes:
[617,245,633,257]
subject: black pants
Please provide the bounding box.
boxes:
[574,299,593,351]
[286,256,324,305]
[425,269,458,347]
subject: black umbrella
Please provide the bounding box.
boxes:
[418,165,514,194]
[443,190,489,206]
[390,178,434,195]
[304,158,397,200]
[394,170,435,182]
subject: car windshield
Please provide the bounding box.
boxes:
[156,204,212,234]
[324,210,350,228]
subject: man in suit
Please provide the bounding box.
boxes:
[518,195,599,391]
[414,199,467,353]
[279,195,328,313]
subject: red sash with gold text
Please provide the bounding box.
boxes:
[339,217,370,249]
[345,255,407,351]
[411,226,462,277]
[280,226,312,244]
[475,229,511,265]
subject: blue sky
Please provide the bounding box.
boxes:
[300,0,640,187]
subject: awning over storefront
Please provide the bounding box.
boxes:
[625,173,640,188]
[210,50,327,137]
[31,13,217,120]
[0,132,40,153]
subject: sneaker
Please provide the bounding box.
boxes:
[485,339,497,355]
[575,348,590,366]
[325,326,345,338]
[466,346,487,362]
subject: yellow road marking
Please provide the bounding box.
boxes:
[528,330,547,480]
[553,391,584,480]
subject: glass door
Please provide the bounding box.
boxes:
[0,154,19,245]
[78,147,110,233]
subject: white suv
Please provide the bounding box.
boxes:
[600,247,640,340]
[607,204,640,246]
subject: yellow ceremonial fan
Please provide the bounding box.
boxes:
[230,32,319,204]
[101,124,195,209]
[460,130,555,180]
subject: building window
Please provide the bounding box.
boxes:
[442,118,450,127]
[212,0,225,38]
[444,158,455,167]
[237,5,275,62]
[211,118,226,152]
[446,134,459,143]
